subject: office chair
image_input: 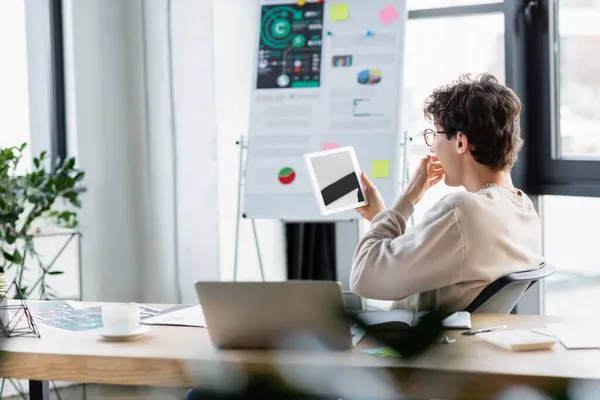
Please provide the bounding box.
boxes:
[464,262,556,314]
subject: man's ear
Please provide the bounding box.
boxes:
[455,132,468,155]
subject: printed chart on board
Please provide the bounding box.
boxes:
[244,0,406,221]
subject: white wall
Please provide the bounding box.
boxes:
[63,0,220,303]
[63,0,148,302]
[213,0,286,282]
[170,0,221,298]
[142,0,221,302]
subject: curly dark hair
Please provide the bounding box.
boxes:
[423,73,523,171]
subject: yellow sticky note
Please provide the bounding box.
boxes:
[372,160,390,178]
[330,3,349,22]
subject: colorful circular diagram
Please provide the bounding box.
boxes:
[278,167,296,184]
[272,20,291,38]
[261,6,297,49]
[292,34,306,47]
[357,69,382,85]
[276,74,290,87]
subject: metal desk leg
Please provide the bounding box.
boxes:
[29,380,50,400]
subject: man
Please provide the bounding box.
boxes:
[351,73,545,312]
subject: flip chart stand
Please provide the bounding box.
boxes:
[400,130,415,226]
[233,136,266,282]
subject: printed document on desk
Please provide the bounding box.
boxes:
[142,305,206,327]
[543,323,600,349]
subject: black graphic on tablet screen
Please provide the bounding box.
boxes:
[309,150,364,212]
[321,173,364,206]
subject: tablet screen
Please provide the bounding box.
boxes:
[304,147,368,215]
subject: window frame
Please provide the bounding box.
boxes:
[23,0,67,165]
[526,0,600,197]
[50,0,67,162]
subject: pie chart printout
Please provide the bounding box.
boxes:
[278,167,296,184]
[357,69,382,85]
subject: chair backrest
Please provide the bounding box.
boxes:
[464,262,555,314]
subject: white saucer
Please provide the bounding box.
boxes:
[97,325,151,341]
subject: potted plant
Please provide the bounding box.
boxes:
[0,143,84,301]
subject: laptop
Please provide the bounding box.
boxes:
[194,281,354,350]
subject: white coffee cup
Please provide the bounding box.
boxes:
[101,303,140,335]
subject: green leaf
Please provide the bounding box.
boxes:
[6,233,16,244]
[48,271,64,275]
[59,211,75,219]
[34,158,40,169]
[12,250,22,264]
[54,175,71,191]
[73,172,85,182]
[3,251,14,262]
[65,158,76,170]
[63,191,82,208]
[0,213,19,225]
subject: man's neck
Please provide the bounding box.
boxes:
[463,168,513,193]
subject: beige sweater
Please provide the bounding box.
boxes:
[350,186,544,312]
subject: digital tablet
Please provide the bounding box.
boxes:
[304,147,368,215]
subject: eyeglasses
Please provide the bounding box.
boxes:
[421,128,448,147]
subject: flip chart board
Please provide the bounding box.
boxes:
[243,0,407,221]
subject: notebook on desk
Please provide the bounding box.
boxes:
[355,310,471,332]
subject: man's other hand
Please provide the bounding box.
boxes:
[405,155,444,205]
[356,172,386,222]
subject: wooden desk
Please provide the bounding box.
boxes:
[0,304,598,399]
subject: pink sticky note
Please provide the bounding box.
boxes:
[379,4,400,26]
[322,142,341,151]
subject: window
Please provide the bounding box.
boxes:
[556,0,600,158]
[0,1,32,171]
[403,13,505,222]
[535,0,600,318]
[527,0,600,196]
[408,0,502,10]
[543,195,600,317]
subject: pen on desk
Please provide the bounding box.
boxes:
[461,325,507,336]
